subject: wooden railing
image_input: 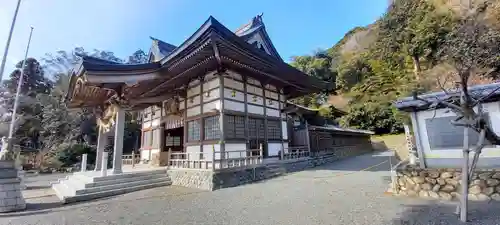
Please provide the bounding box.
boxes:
[169,152,214,169]
[122,154,141,166]
[213,149,263,170]
[282,146,310,160]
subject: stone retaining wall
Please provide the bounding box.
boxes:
[167,148,373,191]
[394,165,500,201]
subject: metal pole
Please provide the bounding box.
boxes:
[0,0,22,83]
[7,27,33,140]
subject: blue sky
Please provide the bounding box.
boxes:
[0,0,388,78]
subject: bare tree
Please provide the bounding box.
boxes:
[412,9,500,222]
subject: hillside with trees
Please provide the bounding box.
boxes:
[290,0,500,134]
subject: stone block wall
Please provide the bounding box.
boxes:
[167,150,373,191]
[394,165,500,201]
[167,169,214,190]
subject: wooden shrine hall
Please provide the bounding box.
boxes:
[65,15,333,173]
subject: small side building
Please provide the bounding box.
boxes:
[283,103,374,159]
[394,83,500,169]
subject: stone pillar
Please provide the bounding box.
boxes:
[0,161,25,212]
[101,152,108,177]
[81,154,87,172]
[112,107,125,175]
[94,127,107,171]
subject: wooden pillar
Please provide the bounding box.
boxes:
[304,117,311,152]
[262,85,268,158]
[199,77,205,160]
[243,76,249,151]
[111,106,125,175]
[278,91,284,159]
[219,74,226,160]
[183,90,188,153]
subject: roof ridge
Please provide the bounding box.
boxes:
[234,13,264,34]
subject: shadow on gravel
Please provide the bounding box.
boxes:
[391,201,500,225]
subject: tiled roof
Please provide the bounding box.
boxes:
[393,82,500,112]
[150,37,177,56]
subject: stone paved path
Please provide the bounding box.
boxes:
[2,151,500,225]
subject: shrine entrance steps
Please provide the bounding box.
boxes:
[51,167,171,204]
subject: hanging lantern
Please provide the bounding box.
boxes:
[231,90,236,97]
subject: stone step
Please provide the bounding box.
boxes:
[84,174,169,189]
[62,180,172,204]
[75,177,171,195]
[90,169,168,182]
[52,183,72,201]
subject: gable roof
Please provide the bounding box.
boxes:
[394,82,500,112]
[148,37,178,62]
[234,14,283,61]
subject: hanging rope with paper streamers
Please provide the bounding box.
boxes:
[97,104,119,132]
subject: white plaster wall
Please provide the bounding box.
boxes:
[248,104,264,115]
[203,78,220,91]
[203,100,221,112]
[224,100,245,112]
[247,94,263,105]
[224,78,244,91]
[186,106,201,117]
[142,121,152,129]
[247,77,261,87]
[186,95,201,108]
[186,145,202,161]
[265,90,279,100]
[282,121,288,140]
[225,70,243,81]
[187,84,200,97]
[268,143,283,156]
[267,108,280,117]
[224,88,245,102]
[151,118,161,127]
[225,143,247,159]
[266,98,280,109]
[140,149,160,162]
[416,102,500,160]
[202,144,218,161]
[203,88,220,103]
[247,85,263,96]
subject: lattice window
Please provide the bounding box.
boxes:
[165,136,182,147]
[204,115,220,140]
[225,115,245,139]
[267,120,281,140]
[248,118,265,139]
[187,120,201,142]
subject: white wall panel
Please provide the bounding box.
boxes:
[247,85,263,96]
[203,100,221,112]
[202,144,219,161]
[248,105,264,115]
[186,106,201,117]
[224,143,247,159]
[266,108,280,117]
[224,100,245,112]
[224,78,244,91]
[203,78,220,90]
[152,118,161,127]
[203,88,220,103]
[186,145,202,160]
[187,85,201,97]
[282,121,288,140]
[266,98,280,109]
[265,90,279,100]
[224,88,245,102]
[186,95,201,108]
[247,94,263,105]
[268,143,282,156]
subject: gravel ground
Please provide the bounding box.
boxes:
[2,151,500,225]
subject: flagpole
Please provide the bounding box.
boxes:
[0,0,22,83]
[7,27,33,141]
